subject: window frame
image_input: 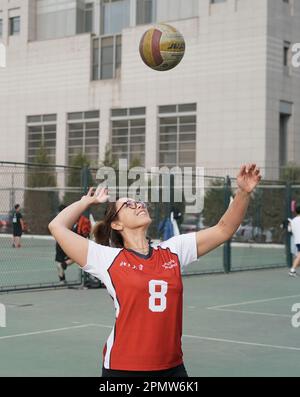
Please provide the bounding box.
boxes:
[101,0,130,36]
[26,114,57,164]
[67,111,100,166]
[9,16,20,36]
[84,2,94,33]
[110,107,146,166]
[158,104,197,168]
[136,0,156,26]
[92,34,122,81]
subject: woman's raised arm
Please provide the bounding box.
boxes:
[48,187,109,267]
[196,164,261,257]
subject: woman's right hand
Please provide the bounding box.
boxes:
[82,186,110,206]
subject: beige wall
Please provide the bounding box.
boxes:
[0,0,299,180]
[265,0,300,179]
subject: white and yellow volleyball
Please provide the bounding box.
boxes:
[139,24,186,71]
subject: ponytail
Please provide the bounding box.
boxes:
[92,202,124,248]
[93,221,111,246]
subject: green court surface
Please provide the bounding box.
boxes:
[0,268,299,377]
[0,235,81,289]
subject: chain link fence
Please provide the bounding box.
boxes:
[0,162,292,291]
[229,181,289,272]
[0,162,84,291]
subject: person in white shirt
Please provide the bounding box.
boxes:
[289,206,300,277]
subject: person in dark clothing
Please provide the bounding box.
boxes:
[55,205,74,283]
[55,205,91,283]
[12,204,24,248]
[55,241,73,283]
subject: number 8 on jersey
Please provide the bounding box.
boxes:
[149,280,168,312]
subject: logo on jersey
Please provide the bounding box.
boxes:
[162,260,178,270]
[120,261,144,271]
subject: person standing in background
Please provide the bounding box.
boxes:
[12,204,24,248]
[289,206,300,277]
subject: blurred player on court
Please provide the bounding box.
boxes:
[49,164,261,377]
[12,204,25,248]
[288,206,300,277]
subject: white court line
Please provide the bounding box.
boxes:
[182,335,300,352]
[0,324,96,340]
[1,323,300,353]
[231,243,284,249]
[0,323,113,341]
[209,308,291,318]
[0,234,55,240]
[207,294,300,310]
[90,324,300,352]
[0,269,55,274]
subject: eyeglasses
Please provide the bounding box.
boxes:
[112,200,148,219]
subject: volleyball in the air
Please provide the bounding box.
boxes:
[139,24,185,71]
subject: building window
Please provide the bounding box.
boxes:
[0,19,3,37]
[101,36,114,79]
[279,101,292,168]
[210,0,226,3]
[159,103,197,168]
[284,41,290,66]
[136,0,155,25]
[84,2,94,33]
[67,111,100,166]
[279,115,289,167]
[111,107,146,167]
[93,35,121,80]
[27,115,57,164]
[10,16,20,35]
[283,41,291,76]
[156,0,198,22]
[101,0,130,35]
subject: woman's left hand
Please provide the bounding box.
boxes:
[237,164,262,194]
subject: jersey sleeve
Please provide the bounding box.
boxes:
[158,232,198,270]
[82,240,122,283]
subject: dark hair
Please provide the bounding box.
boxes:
[14,204,20,210]
[93,201,124,248]
[296,206,300,215]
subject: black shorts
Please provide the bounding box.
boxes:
[55,243,68,263]
[13,228,22,237]
[296,244,300,252]
[102,363,188,378]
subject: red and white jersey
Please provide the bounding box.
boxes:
[83,233,197,371]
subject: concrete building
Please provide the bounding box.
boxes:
[0,0,299,179]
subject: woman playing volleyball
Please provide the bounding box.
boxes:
[49,164,261,377]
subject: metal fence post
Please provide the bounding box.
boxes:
[81,166,90,194]
[81,166,90,287]
[285,183,293,269]
[223,176,232,273]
